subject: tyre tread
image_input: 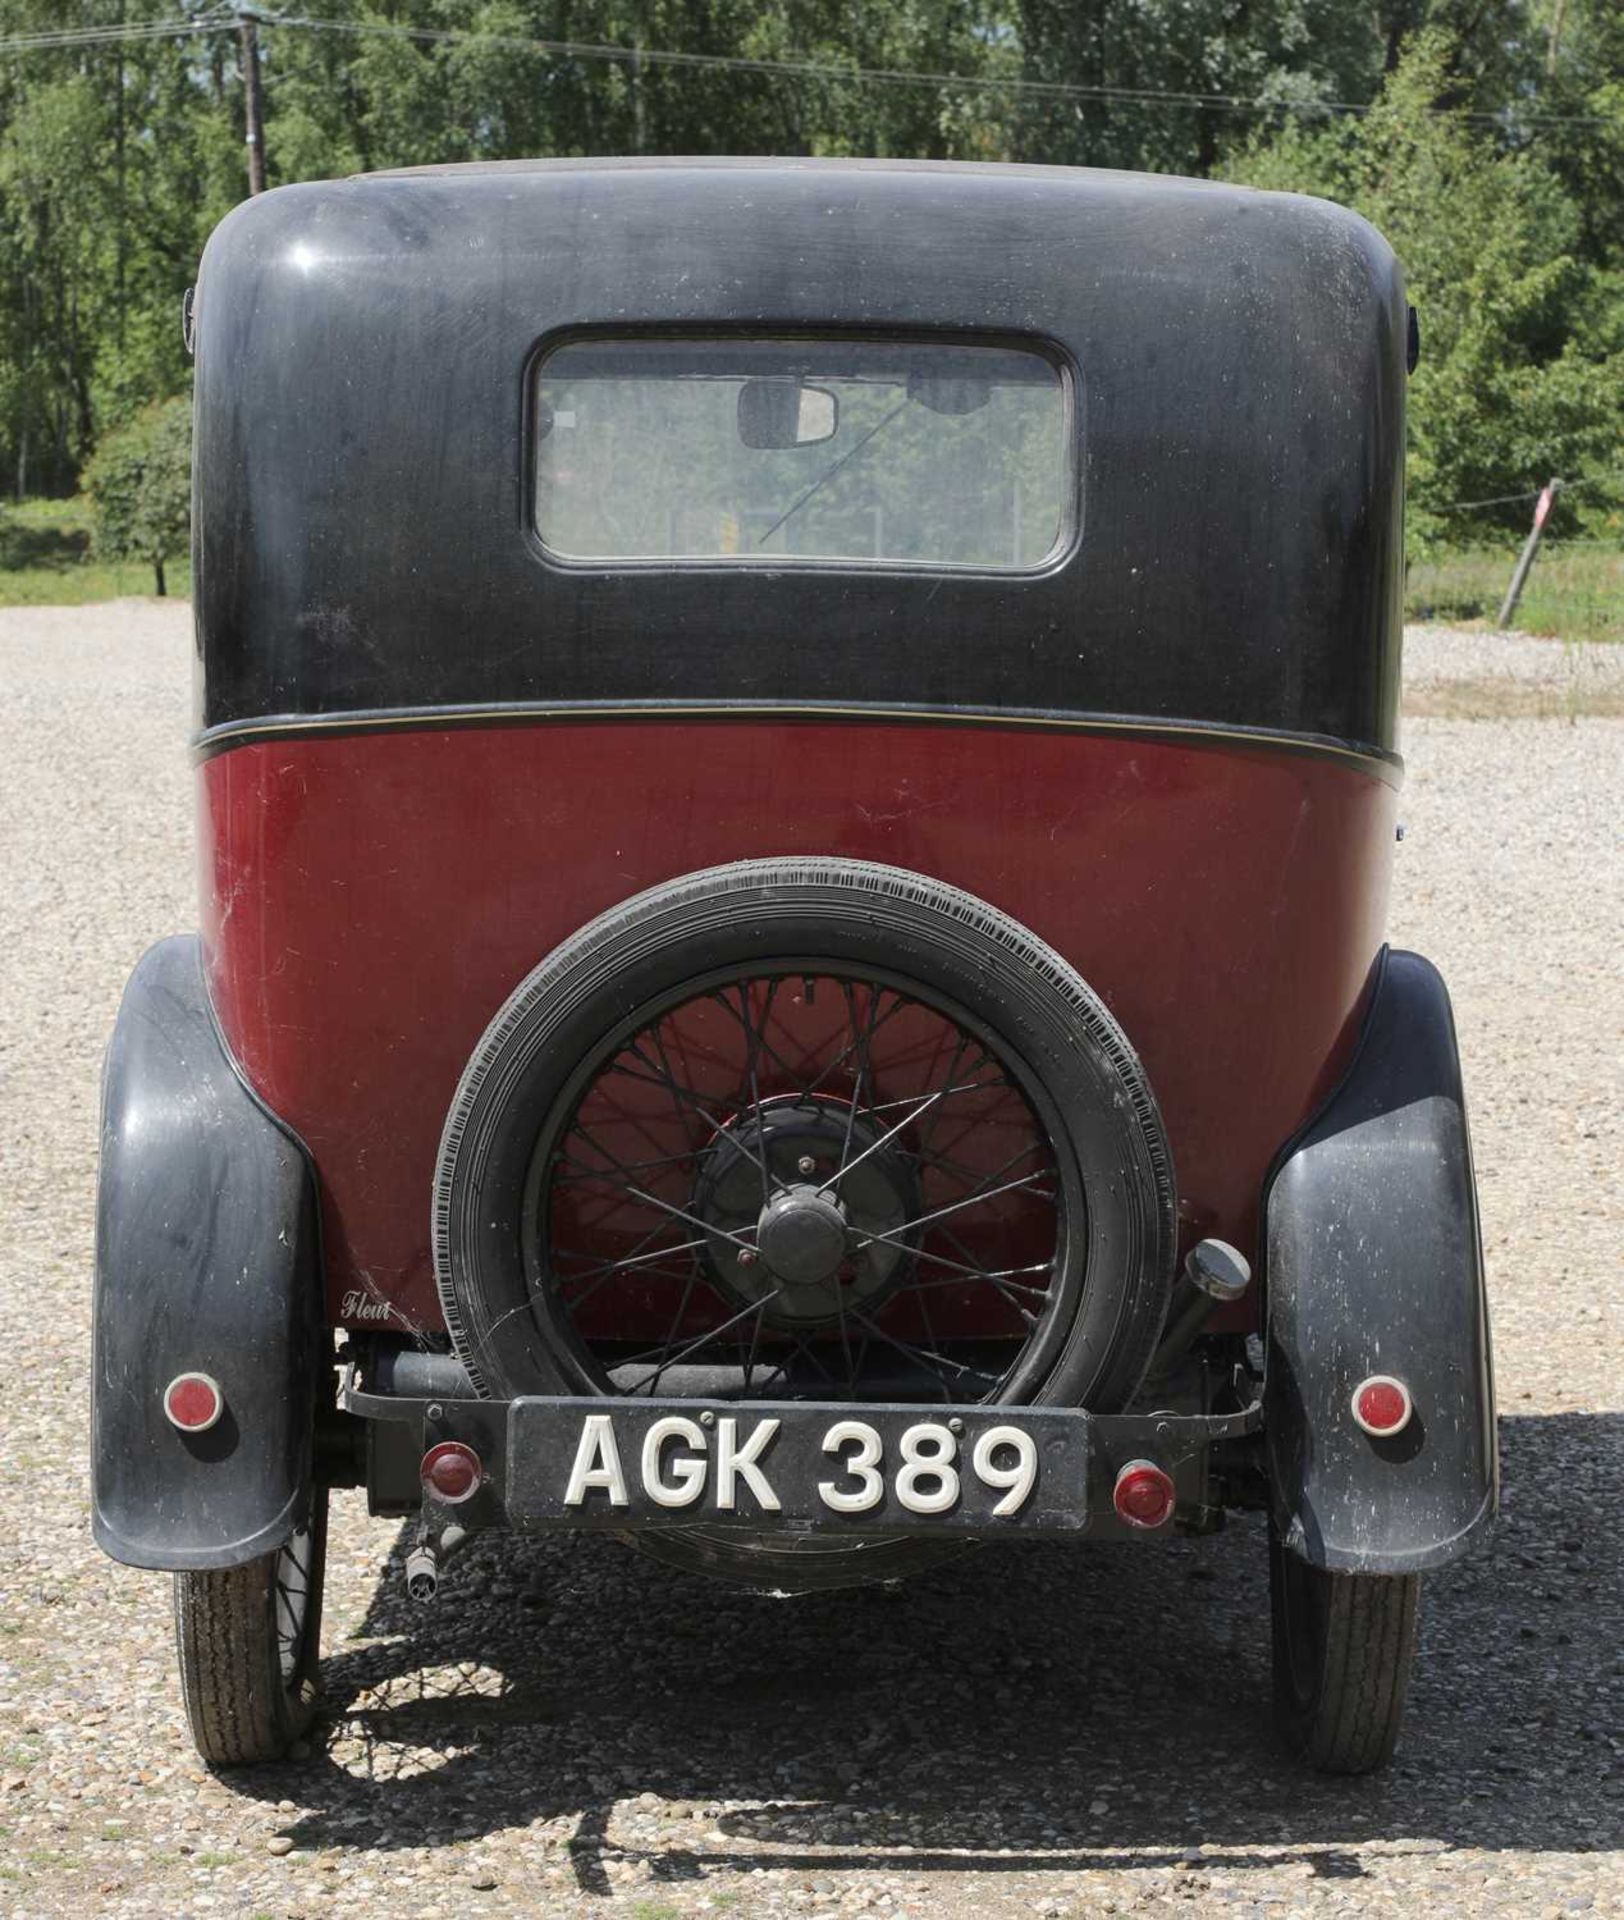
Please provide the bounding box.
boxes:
[1310,1565,1420,1772]
[172,1500,325,1767]
[174,1560,285,1766]
[1272,1524,1420,1774]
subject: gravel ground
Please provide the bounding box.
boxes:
[1403,624,1624,719]
[0,606,1618,1920]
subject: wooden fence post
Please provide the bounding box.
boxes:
[1498,478,1562,628]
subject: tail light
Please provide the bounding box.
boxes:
[1112,1459,1176,1530]
[1351,1374,1412,1437]
[421,1440,484,1504]
[163,1372,223,1432]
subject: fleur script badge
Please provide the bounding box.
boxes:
[340,1289,396,1323]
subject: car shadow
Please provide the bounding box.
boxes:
[219,1412,1619,1894]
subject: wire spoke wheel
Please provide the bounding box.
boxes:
[526,969,1079,1406]
[436,859,1175,1591]
[273,1524,317,1686]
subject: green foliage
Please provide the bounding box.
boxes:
[0,0,1618,574]
[0,495,191,606]
[0,492,191,602]
[1227,27,1624,553]
[0,0,242,495]
[83,395,190,595]
[1529,0,1624,265]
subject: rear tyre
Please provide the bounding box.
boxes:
[173,1491,328,1766]
[1269,1521,1419,1773]
[435,859,1176,1593]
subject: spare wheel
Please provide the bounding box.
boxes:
[434,857,1176,1592]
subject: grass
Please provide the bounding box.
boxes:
[1406,541,1623,645]
[0,496,1615,639]
[0,494,190,604]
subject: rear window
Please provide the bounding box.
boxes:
[532,335,1072,571]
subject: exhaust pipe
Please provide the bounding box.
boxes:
[1149,1238,1251,1377]
[404,1545,439,1602]
[402,1523,469,1604]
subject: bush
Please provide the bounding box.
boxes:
[84,396,192,596]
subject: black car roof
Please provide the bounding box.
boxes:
[192,158,1405,763]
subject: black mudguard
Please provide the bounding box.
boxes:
[1265,948,1497,1574]
[92,935,320,1570]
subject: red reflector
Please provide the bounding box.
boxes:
[1112,1459,1176,1530]
[163,1372,223,1433]
[1352,1374,1412,1437]
[421,1440,483,1504]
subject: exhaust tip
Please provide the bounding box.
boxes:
[1183,1238,1251,1303]
[404,1550,439,1603]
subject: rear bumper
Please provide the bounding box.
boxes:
[342,1380,1262,1542]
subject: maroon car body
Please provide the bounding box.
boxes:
[203,724,1394,1334]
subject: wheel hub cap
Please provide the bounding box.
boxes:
[692,1098,916,1327]
[757,1184,850,1287]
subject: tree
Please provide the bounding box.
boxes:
[998,0,1388,178]
[1525,0,1624,269]
[1225,29,1624,550]
[85,394,190,595]
[0,0,241,496]
[0,1,1619,532]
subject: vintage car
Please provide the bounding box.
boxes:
[92,157,1495,1775]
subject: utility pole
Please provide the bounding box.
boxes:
[115,0,127,343]
[238,10,266,196]
[630,40,646,156]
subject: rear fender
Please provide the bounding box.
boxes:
[92,935,320,1570]
[1264,947,1497,1573]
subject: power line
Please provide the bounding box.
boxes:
[0,10,1612,129]
[273,14,1380,115]
[1436,486,1561,512]
[0,27,214,54]
[0,15,231,54]
[263,13,1624,127]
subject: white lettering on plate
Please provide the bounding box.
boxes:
[563,1413,629,1508]
[971,1425,1039,1515]
[818,1419,885,1513]
[557,1412,1042,1518]
[895,1422,960,1514]
[640,1415,708,1508]
[714,1416,781,1511]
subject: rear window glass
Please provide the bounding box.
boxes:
[532,335,1072,571]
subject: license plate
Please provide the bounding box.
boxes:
[504,1398,1095,1536]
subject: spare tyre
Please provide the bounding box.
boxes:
[434,858,1176,1591]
